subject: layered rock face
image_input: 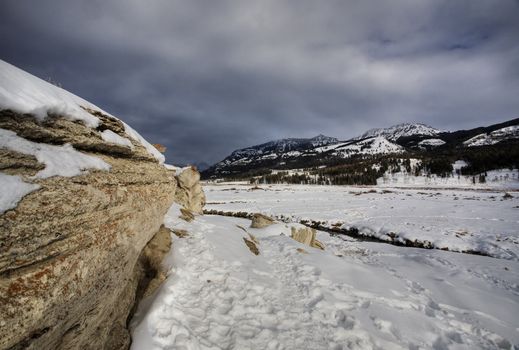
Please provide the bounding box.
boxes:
[172,166,206,214]
[0,111,177,349]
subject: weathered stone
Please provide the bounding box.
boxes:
[290,226,325,250]
[179,208,195,222]
[152,144,166,153]
[0,110,177,350]
[250,213,275,228]
[172,167,206,214]
[171,228,189,238]
[243,237,260,255]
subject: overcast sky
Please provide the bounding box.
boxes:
[1,0,518,165]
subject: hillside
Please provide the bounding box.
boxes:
[202,119,519,184]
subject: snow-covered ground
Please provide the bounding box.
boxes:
[131,204,519,349]
[204,184,519,260]
[377,169,519,189]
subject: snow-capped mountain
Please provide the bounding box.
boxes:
[354,123,441,141]
[217,135,338,168]
[202,119,519,180]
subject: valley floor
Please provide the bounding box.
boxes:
[131,184,519,350]
[204,183,519,260]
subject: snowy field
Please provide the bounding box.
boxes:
[131,204,519,350]
[203,183,519,260]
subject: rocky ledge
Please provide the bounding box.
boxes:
[0,109,177,350]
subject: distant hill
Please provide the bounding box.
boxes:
[202,118,519,184]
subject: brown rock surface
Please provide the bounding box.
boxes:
[250,213,275,228]
[172,166,206,214]
[290,226,325,250]
[0,110,176,350]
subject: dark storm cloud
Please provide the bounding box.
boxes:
[1,0,519,164]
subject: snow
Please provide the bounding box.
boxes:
[0,173,40,214]
[0,128,111,179]
[464,125,519,147]
[131,203,519,349]
[418,138,446,147]
[355,123,441,141]
[0,59,164,162]
[205,184,519,260]
[122,121,165,164]
[0,59,99,127]
[164,164,191,175]
[100,129,134,149]
[313,137,404,158]
[377,169,519,189]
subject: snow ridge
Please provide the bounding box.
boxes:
[0,59,164,163]
[355,123,441,141]
[463,125,519,147]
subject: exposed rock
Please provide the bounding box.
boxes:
[133,225,172,301]
[290,226,325,250]
[247,232,259,245]
[312,239,326,250]
[243,237,260,255]
[171,228,189,238]
[172,166,206,214]
[250,213,275,228]
[179,208,195,222]
[0,110,176,350]
[152,143,167,153]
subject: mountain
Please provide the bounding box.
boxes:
[208,135,338,176]
[354,123,441,141]
[202,119,519,181]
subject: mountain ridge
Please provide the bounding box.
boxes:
[202,119,519,180]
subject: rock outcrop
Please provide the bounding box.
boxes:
[0,110,177,350]
[250,213,275,228]
[172,166,206,214]
[290,226,325,250]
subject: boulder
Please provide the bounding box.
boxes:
[0,110,176,350]
[290,226,325,250]
[250,213,275,228]
[172,166,206,214]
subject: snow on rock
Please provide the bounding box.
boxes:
[122,121,165,164]
[100,129,134,149]
[0,59,99,127]
[0,59,163,162]
[0,173,40,214]
[131,204,519,349]
[0,128,111,179]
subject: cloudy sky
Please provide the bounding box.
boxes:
[1,0,518,165]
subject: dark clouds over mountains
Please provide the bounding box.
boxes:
[1,0,518,164]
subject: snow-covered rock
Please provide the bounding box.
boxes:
[0,59,164,163]
[0,60,177,349]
